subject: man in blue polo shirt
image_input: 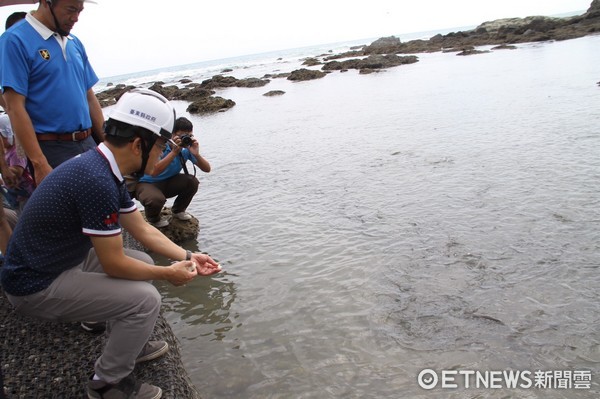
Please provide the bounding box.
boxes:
[0,0,104,185]
[0,89,222,399]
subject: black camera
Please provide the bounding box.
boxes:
[179,135,193,147]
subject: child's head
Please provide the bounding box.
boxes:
[0,114,14,148]
[173,117,193,137]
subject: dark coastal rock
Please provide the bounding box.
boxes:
[95,84,136,107]
[200,75,238,89]
[236,77,270,88]
[148,208,199,243]
[302,57,322,66]
[477,16,562,35]
[95,75,263,114]
[491,44,517,50]
[362,35,404,54]
[123,207,199,251]
[263,90,285,96]
[322,50,364,61]
[187,96,236,114]
[177,86,216,102]
[456,48,491,56]
[200,75,269,90]
[587,0,600,18]
[360,54,418,69]
[263,72,292,79]
[148,82,181,100]
[287,68,327,81]
[365,3,595,64]
[322,54,418,72]
[185,82,202,88]
[359,68,379,75]
[331,1,600,58]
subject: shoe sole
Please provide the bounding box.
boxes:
[80,322,106,333]
[136,342,169,364]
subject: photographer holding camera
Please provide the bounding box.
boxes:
[135,117,211,227]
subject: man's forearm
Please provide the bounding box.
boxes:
[87,89,105,142]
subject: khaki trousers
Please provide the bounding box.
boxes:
[5,248,161,383]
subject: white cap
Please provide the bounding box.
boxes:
[0,114,14,146]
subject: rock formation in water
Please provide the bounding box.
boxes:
[327,1,600,57]
[95,1,600,111]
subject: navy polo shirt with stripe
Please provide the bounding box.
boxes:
[0,144,137,296]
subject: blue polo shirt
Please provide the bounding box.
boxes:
[0,13,98,133]
[0,144,137,296]
[139,145,196,183]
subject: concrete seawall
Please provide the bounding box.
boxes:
[0,290,201,398]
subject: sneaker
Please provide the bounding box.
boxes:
[87,374,162,399]
[135,340,169,364]
[81,321,106,334]
[173,211,192,221]
[148,216,170,228]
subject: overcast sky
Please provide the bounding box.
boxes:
[0,0,592,78]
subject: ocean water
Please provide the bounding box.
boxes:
[96,27,474,90]
[112,34,600,398]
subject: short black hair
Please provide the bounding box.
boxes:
[104,119,156,147]
[174,117,193,133]
[5,11,26,30]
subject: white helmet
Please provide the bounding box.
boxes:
[106,88,175,140]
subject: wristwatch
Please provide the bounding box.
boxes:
[185,250,192,261]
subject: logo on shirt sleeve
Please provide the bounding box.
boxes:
[104,212,118,226]
[39,49,51,61]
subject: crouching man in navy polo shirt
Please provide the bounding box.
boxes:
[0,89,222,399]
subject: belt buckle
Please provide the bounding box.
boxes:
[72,131,79,141]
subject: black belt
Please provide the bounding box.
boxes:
[36,129,91,142]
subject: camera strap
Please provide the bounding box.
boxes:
[179,153,190,175]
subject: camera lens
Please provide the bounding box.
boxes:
[180,135,193,147]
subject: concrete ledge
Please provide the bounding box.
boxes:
[0,288,201,398]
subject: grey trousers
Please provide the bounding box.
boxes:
[5,248,161,383]
[38,135,97,168]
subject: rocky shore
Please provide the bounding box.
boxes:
[96,1,600,114]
